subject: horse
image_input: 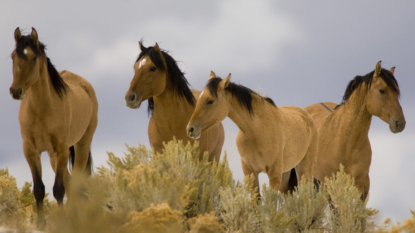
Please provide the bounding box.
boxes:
[186,72,318,194]
[124,42,224,162]
[304,61,405,201]
[10,27,98,228]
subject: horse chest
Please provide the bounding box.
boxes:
[236,135,277,172]
[19,114,64,152]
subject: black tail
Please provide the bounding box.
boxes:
[288,168,298,193]
[69,146,75,172]
[68,146,93,176]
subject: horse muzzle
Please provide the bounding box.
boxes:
[125,92,142,109]
[186,124,201,140]
[9,87,25,100]
[389,117,406,134]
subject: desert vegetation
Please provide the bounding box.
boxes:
[1,139,414,233]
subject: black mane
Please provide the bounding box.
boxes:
[136,44,195,116]
[339,69,399,106]
[15,35,68,99]
[206,77,276,115]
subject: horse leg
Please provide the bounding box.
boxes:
[356,175,370,232]
[53,146,70,206]
[241,159,260,196]
[47,151,56,172]
[73,142,92,175]
[267,162,284,192]
[73,120,96,176]
[23,143,45,229]
[356,175,370,202]
[280,169,297,194]
[295,135,318,182]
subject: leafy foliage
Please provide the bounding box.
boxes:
[218,175,260,233]
[1,140,413,233]
[325,165,378,233]
[0,168,53,230]
[284,177,328,232]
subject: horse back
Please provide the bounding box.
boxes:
[59,70,98,104]
[304,102,337,128]
[278,106,316,137]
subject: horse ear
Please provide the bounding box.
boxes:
[31,27,40,48]
[154,43,162,54]
[220,73,231,89]
[375,60,382,76]
[139,41,146,51]
[14,27,21,43]
[208,71,216,80]
[390,66,396,75]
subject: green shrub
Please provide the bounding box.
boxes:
[325,165,378,233]
[284,177,327,233]
[1,140,410,233]
[218,175,259,233]
[188,213,226,233]
[0,168,20,225]
[258,183,295,233]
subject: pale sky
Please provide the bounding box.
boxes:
[1,0,414,223]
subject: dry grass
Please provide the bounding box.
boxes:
[0,139,413,233]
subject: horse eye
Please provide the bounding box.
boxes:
[150,66,156,72]
[379,89,385,94]
[33,57,37,62]
[207,100,214,105]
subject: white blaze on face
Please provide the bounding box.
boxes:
[138,58,146,69]
[199,90,204,98]
[23,49,28,55]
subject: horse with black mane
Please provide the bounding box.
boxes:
[10,27,97,228]
[305,61,405,201]
[187,72,318,195]
[125,42,224,162]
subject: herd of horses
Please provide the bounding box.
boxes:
[9,27,406,228]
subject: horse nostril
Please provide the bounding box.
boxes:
[396,121,399,129]
[16,88,22,96]
[9,87,14,94]
[129,94,136,103]
[189,127,194,133]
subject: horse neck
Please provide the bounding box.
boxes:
[152,78,194,123]
[227,94,269,134]
[25,60,54,109]
[336,86,373,140]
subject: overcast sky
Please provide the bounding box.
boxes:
[1,0,414,223]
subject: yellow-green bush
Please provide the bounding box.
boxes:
[0,168,54,230]
[325,165,378,233]
[1,140,413,233]
[188,212,226,233]
[0,168,20,224]
[284,177,327,233]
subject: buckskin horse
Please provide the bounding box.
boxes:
[187,72,318,194]
[304,61,405,201]
[10,27,98,228]
[125,42,224,162]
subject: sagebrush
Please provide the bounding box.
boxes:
[0,139,413,233]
